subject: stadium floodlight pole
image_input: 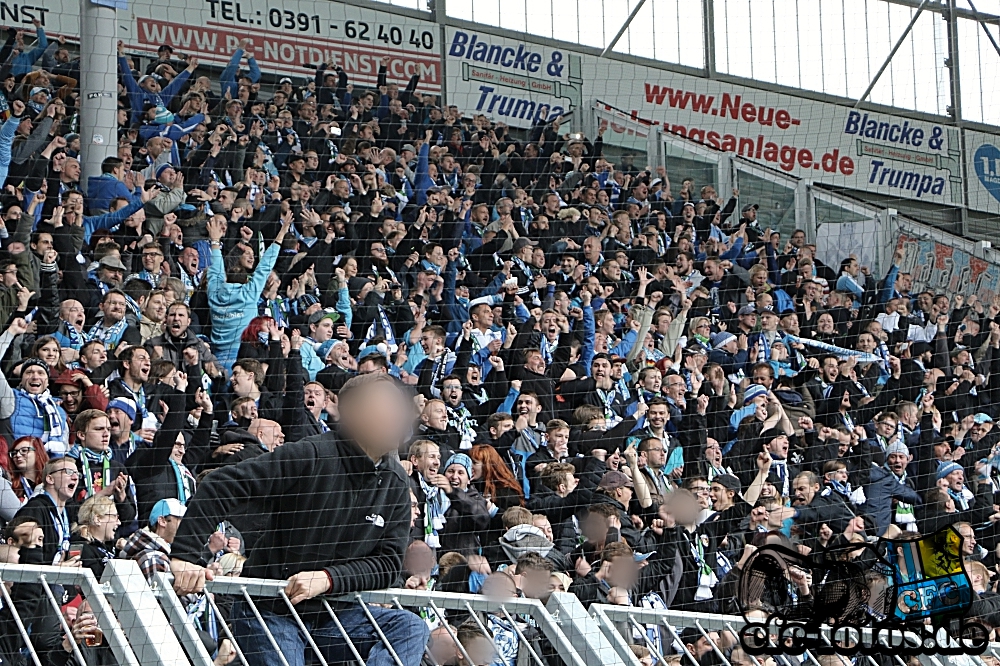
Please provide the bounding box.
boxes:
[79,0,120,184]
[853,0,929,108]
[600,0,649,58]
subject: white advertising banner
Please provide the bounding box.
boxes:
[445,25,978,210]
[25,0,443,91]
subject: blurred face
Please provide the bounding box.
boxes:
[254,420,285,451]
[640,370,662,393]
[107,407,133,439]
[339,380,414,458]
[170,434,187,463]
[82,343,107,369]
[515,395,540,419]
[303,384,326,413]
[766,435,789,459]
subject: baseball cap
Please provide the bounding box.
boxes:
[741,203,760,213]
[598,470,633,492]
[512,237,538,252]
[401,144,416,153]
[149,498,186,527]
[307,308,341,326]
[974,413,994,424]
[29,87,48,98]
[278,77,292,84]
[713,474,742,492]
[738,305,756,316]
[759,308,779,318]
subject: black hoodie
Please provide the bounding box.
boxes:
[171,432,411,617]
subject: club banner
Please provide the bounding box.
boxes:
[895,218,1000,304]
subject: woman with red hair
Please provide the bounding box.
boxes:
[469,444,524,559]
[8,436,48,504]
[237,316,284,374]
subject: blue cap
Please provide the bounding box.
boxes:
[444,453,473,479]
[316,339,336,360]
[107,397,137,422]
[154,163,175,179]
[936,461,963,481]
[149,498,186,527]
[974,413,994,425]
[744,384,767,405]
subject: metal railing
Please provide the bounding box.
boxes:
[0,561,143,666]
[150,573,621,666]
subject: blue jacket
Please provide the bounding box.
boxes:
[0,114,20,185]
[864,465,922,536]
[412,142,434,207]
[118,57,191,124]
[220,49,260,100]
[83,192,145,244]
[86,173,132,213]
[11,389,68,448]
[300,340,324,381]
[11,28,47,76]
[207,243,280,362]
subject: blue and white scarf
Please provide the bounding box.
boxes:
[88,318,129,350]
[18,388,66,449]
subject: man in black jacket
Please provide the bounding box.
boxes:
[14,457,81,566]
[171,373,429,665]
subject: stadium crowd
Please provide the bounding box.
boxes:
[0,30,996,666]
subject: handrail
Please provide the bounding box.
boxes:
[150,573,617,666]
[0,562,141,666]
